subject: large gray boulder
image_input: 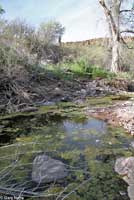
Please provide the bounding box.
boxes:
[115,157,134,176]
[32,154,68,184]
[128,186,134,200]
[115,157,134,200]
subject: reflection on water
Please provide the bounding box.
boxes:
[0,115,133,199]
[63,119,107,133]
[62,119,107,149]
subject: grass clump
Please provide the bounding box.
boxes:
[45,58,116,80]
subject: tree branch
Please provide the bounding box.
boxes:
[120,30,134,34]
[99,0,117,35]
[120,9,134,14]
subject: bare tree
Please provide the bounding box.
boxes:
[99,0,134,73]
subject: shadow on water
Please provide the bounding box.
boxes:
[0,109,133,199]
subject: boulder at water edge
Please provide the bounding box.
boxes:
[128,185,134,200]
[32,154,68,184]
[115,157,134,200]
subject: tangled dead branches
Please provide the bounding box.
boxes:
[0,73,33,113]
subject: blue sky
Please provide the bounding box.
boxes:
[0,0,108,41]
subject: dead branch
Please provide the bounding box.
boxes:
[120,30,134,34]
[120,9,134,13]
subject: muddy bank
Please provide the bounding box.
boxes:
[86,99,134,135]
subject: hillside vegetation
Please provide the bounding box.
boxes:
[0,17,133,114]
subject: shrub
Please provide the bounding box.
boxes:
[68,59,115,79]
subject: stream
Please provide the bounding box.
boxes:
[0,102,134,200]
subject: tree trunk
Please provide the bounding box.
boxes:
[111,34,120,72]
[99,0,121,73]
[110,0,121,73]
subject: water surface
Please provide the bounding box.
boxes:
[0,110,133,200]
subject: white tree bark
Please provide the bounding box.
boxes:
[99,0,121,73]
[111,35,120,72]
[110,0,121,72]
[99,0,134,73]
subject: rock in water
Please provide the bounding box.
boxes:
[32,154,68,183]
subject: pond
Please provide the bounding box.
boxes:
[0,105,133,200]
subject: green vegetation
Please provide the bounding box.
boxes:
[41,41,134,81]
[45,60,116,80]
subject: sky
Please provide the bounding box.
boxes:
[0,0,108,42]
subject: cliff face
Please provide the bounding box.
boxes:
[63,37,134,46]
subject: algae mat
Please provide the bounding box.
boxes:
[0,105,133,200]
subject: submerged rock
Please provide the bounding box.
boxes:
[115,157,134,200]
[32,154,68,184]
